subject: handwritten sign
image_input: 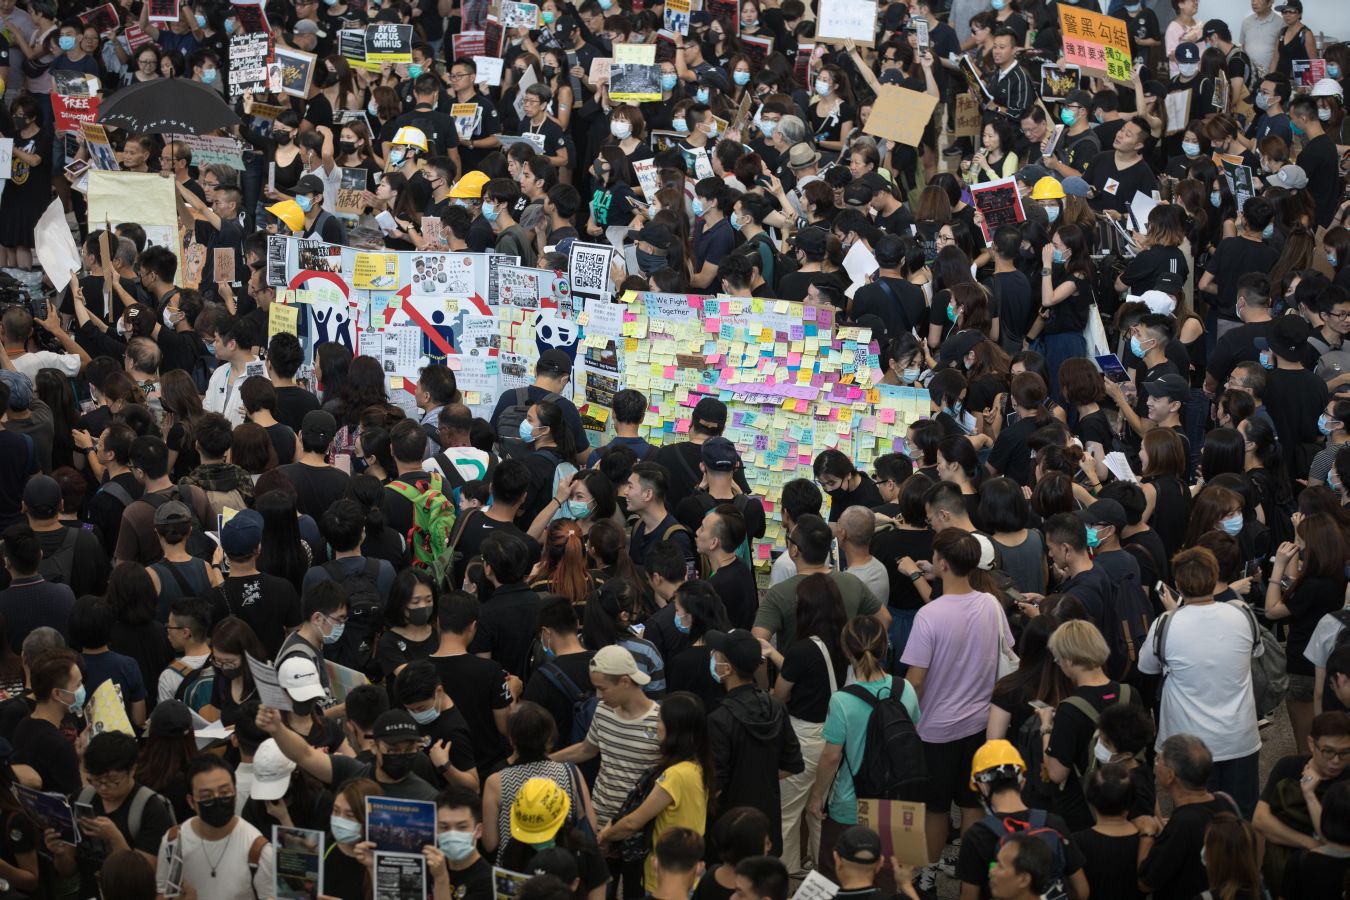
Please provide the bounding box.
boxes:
[816,0,877,47]
[269,301,300,339]
[228,31,271,97]
[1058,5,1131,81]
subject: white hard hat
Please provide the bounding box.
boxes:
[1311,77,1343,99]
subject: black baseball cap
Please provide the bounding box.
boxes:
[1142,373,1189,402]
[692,397,728,432]
[1074,499,1127,533]
[701,436,739,472]
[294,174,326,196]
[1256,314,1313,360]
[537,349,573,375]
[835,826,883,864]
[373,710,422,742]
[22,475,61,518]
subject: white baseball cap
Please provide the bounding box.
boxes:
[1141,290,1177,316]
[250,738,297,801]
[277,656,326,702]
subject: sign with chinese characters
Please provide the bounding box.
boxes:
[1057,6,1131,82]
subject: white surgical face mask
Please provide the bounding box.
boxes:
[1093,742,1115,764]
[1179,62,1199,77]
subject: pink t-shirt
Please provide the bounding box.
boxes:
[900,590,1013,743]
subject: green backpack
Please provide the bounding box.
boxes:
[388,474,457,586]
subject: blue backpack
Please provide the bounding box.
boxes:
[537,662,598,745]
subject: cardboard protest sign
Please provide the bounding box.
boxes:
[1058,5,1131,81]
[228,32,271,97]
[954,93,981,137]
[863,85,938,147]
[856,799,928,865]
[816,0,877,46]
[275,46,317,97]
[365,23,413,64]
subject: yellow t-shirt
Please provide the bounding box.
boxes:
[643,760,708,890]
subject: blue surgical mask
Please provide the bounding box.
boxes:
[295,194,314,213]
[205,341,217,356]
[695,88,710,104]
[1330,252,1339,268]
[759,118,777,138]
[692,198,706,217]
[1262,223,1274,239]
[1060,107,1076,126]
[946,301,957,322]
[1292,121,1305,137]
[224,17,236,33]
[438,830,477,861]
[1220,513,1243,535]
[708,656,723,683]
[368,100,379,117]
[1052,248,1066,264]
[1329,471,1341,491]
[408,63,423,79]
[1130,335,1145,357]
[661,73,678,91]
[1182,140,1200,157]
[991,0,1006,8]
[814,79,831,96]
[1085,526,1101,549]
[1179,62,1198,78]
[1260,350,1273,369]
[598,0,613,9]
[331,816,363,845]
[566,499,594,519]
[730,213,744,232]
[902,366,921,382]
[518,419,535,442]
[58,35,76,51]
[1210,190,1222,208]
[61,684,86,714]
[1256,92,1269,110]
[323,619,345,645]
[542,10,555,23]
[201,67,218,84]
[673,119,690,134]
[1045,205,1060,223]
[1319,414,1338,435]
[1330,64,1343,79]
[1125,2,1141,11]
[733,70,750,86]
[195,13,207,28]
[409,705,439,725]
[482,201,499,223]
[389,148,407,167]
[674,611,691,634]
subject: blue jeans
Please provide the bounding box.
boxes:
[1043,331,1087,404]
[888,607,919,673]
[1207,750,1259,819]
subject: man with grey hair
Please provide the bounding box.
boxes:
[0,627,68,741]
[520,84,569,170]
[837,506,889,605]
[1139,735,1232,899]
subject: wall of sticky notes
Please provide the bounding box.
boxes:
[275,238,926,571]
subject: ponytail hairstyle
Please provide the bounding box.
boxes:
[582,578,647,651]
[841,614,888,678]
[539,520,592,606]
[584,519,654,614]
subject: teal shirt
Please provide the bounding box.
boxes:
[821,675,922,823]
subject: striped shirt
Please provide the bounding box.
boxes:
[586,701,662,824]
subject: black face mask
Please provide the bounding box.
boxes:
[292,698,317,717]
[338,140,357,155]
[541,65,557,79]
[407,607,433,626]
[274,132,293,146]
[196,795,236,828]
[381,752,416,780]
[215,665,241,680]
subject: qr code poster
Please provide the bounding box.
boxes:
[297,240,342,274]
[568,241,614,301]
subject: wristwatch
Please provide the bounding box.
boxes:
[908,571,923,582]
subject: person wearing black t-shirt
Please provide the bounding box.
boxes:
[437,788,495,900]
[451,462,543,588]
[429,593,516,775]
[520,597,595,741]
[986,227,1033,354]
[813,449,884,523]
[850,235,926,342]
[1199,197,1281,333]
[1071,764,1145,900]
[694,506,760,631]
[1290,95,1342,227]
[1204,274,1276,393]
[1138,735,1237,900]
[1029,225,1094,401]
[1081,118,1159,217]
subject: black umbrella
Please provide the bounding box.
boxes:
[98,78,240,135]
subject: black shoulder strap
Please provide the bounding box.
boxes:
[842,683,878,707]
[362,558,380,580]
[538,661,586,701]
[434,451,468,491]
[164,560,196,598]
[514,386,530,407]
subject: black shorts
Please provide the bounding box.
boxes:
[922,731,987,811]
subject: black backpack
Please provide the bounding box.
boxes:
[839,681,926,801]
[537,661,599,746]
[496,387,561,459]
[1101,570,1153,683]
[321,559,385,678]
[140,489,216,561]
[976,810,1070,900]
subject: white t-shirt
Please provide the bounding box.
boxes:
[158,653,211,704]
[157,817,275,900]
[768,551,797,587]
[12,350,80,382]
[1304,611,1348,669]
[204,363,247,425]
[1138,601,1261,761]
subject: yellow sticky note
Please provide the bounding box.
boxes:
[268,302,299,340]
[391,376,404,390]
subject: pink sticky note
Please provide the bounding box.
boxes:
[757,543,772,560]
[675,418,691,434]
[787,352,802,366]
[705,318,721,333]
[879,408,896,424]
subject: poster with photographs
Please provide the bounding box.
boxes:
[501,0,539,28]
[335,167,366,215]
[273,826,323,900]
[498,265,541,308]
[959,54,991,101]
[664,0,689,35]
[969,177,1025,241]
[374,853,425,900]
[297,240,341,273]
[410,253,459,294]
[1039,63,1081,101]
[147,0,178,23]
[266,235,290,286]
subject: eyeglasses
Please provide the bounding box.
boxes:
[322,612,349,626]
[1328,310,1350,320]
[1316,745,1350,760]
[89,772,129,789]
[194,790,237,802]
[449,71,471,80]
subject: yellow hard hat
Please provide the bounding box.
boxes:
[1030,176,1066,201]
[449,171,489,199]
[391,125,429,153]
[510,778,571,844]
[970,739,1027,790]
[265,199,305,233]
